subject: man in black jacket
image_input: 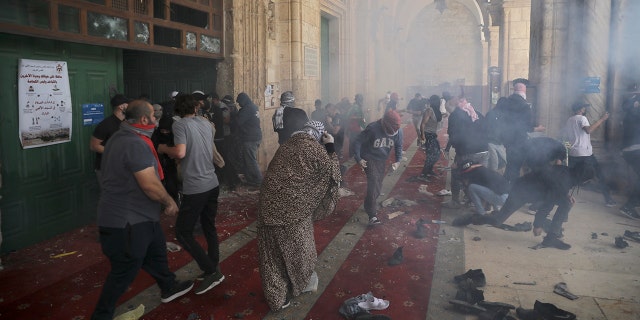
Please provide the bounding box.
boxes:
[501,79,545,183]
[235,92,264,187]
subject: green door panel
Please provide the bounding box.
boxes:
[0,33,122,252]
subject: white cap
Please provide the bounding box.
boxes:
[170,91,179,99]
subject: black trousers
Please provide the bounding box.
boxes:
[623,149,640,208]
[92,221,176,320]
[364,159,387,219]
[494,174,572,238]
[176,187,220,275]
[568,155,612,202]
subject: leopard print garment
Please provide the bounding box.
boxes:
[257,133,341,311]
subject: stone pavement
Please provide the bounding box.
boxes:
[428,169,640,319]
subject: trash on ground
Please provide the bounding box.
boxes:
[113,304,145,320]
[615,236,629,248]
[419,185,433,196]
[50,251,78,259]
[338,187,355,197]
[166,241,182,252]
[512,281,537,285]
[386,211,406,220]
[436,189,452,196]
[380,197,417,208]
[553,282,579,300]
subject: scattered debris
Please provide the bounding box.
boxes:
[431,220,446,224]
[472,236,481,241]
[418,185,433,196]
[113,304,144,320]
[387,247,403,266]
[615,236,629,249]
[338,187,355,197]
[166,241,182,252]
[624,230,640,243]
[591,232,598,239]
[513,281,537,285]
[601,232,608,236]
[553,282,579,300]
[436,189,452,196]
[380,197,418,208]
[386,211,406,220]
[50,251,77,259]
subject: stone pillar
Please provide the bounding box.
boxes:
[500,0,532,94]
[581,0,611,146]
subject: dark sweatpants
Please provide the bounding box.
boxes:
[364,159,387,219]
[493,174,572,239]
[92,221,176,320]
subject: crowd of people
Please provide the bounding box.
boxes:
[87,81,640,318]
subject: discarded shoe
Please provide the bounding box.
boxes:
[448,299,487,314]
[619,206,640,220]
[533,300,576,320]
[452,213,473,226]
[553,282,579,300]
[454,269,487,287]
[369,216,382,225]
[356,292,390,311]
[387,247,403,266]
[353,311,392,320]
[615,236,629,249]
[478,301,516,311]
[516,307,542,320]
[414,220,427,239]
[437,189,452,196]
[624,230,640,243]
[339,297,367,318]
[541,236,571,250]
[498,221,532,232]
[455,282,485,304]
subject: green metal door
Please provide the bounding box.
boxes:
[0,33,123,252]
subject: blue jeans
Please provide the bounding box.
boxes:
[176,187,220,274]
[467,183,508,215]
[92,222,176,320]
[241,140,263,186]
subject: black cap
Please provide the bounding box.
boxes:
[110,94,131,107]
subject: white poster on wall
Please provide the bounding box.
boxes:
[18,59,73,149]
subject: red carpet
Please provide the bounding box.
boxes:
[0,119,448,319]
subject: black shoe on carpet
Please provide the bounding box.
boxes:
[541,237,571,250]
[455,283,485,304]
[414,220,427,239]
[387,247,403,266]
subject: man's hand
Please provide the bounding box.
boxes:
[359,159,368,168]
[391,162,400,171]
[162,199,179,216]
[321,132,334,144]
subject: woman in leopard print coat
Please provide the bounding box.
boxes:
[257,121,341,311]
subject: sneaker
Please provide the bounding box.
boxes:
[280,299,291,310]
[161,280,194,303]
[605,199,617,207]
[624,230,640,243]
[356,292,390,311]
[541,237,571,250]
[368,216,381,225]
[196,272,212,281]
[620,206,640,220]
[416,174,430,182]
[195,272,225,295]
[533,300,576,320]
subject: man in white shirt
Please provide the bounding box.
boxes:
[562,102,615,207]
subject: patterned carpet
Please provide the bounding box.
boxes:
[0,119,448,319]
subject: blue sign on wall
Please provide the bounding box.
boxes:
[581,77,601,93]
[82,103,104,126]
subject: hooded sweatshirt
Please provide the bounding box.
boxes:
[235,92,263,142]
